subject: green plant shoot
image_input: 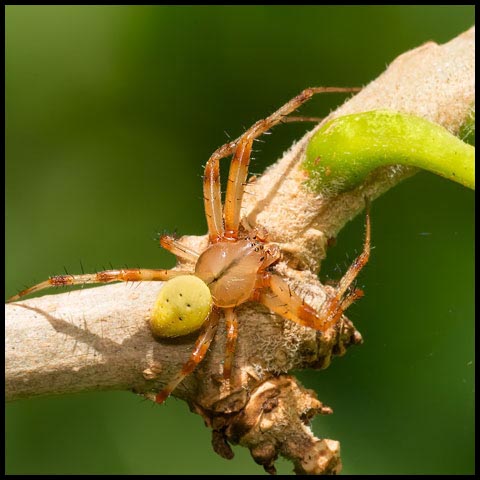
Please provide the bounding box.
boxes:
[303,110,475,194]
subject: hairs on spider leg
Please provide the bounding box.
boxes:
[153,232,162,244]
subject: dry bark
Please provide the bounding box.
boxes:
[5,27,474,475]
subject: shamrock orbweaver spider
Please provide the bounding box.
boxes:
[7,87,370,404]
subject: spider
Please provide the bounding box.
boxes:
[7,87,371,405]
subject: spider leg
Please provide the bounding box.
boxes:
[203,87,360,241]
[223,307,238,383]
[258,275,364,334]
[279,115,324,123]
[155,307,220,404]
[258,273,325,330]
[252,87,359,133]
[258,201,370,332]
[320,287,365,332]
[159,234,200,263]
[203,148,226,242]
[7,268,193,303]
[224,137,254,237]
[318,200,371,326]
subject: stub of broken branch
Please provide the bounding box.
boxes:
[196,376,341,475]
[5,27,475,474]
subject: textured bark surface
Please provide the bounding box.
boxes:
[5,27,474,474]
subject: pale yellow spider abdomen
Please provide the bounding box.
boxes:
[150,275,213,338]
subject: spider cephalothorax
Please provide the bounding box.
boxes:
[7,87,370,405]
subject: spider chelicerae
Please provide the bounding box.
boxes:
[7,87,371,404]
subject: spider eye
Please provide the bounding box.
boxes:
[150,275,212,338]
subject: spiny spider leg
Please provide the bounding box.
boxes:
[7,268,192,303]
[256,199,370,334]
[258,278,365,334]
[224,137,254,237]
[339,288,365,314]
[155,307,221,404]
[159,234,200,263]
[203,149,225,241]
[223,307,238,382]
[318,200,371,327]
[280,115,324,123]
[258,291,318,330]
[321,287,365,332]
[203,87,360,241]
[258,273,326,330]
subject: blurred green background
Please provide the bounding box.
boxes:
[5,5,474,475]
